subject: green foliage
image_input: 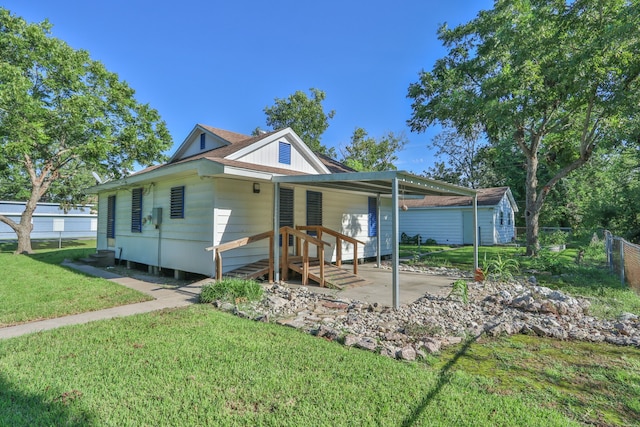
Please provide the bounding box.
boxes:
[0,9,172,253]
[1,306,595,426]
[529,249,565,276]
[340,127,407,171]
[448,279,469,304]
[540,230,569,246]
[424,238,438,245]
[0,240,151,326]
[199,278,263,304]
[482,253,520,282]
[262,88,335,156]
[408,0,640,255]
[423,126,484,188]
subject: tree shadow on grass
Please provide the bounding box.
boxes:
[401,334,481,427]
[0,373,95,426]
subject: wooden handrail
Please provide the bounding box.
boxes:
[205,230,274,282]
[280,226,329,285]
[296,225,363,275]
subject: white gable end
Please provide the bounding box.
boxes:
[227,129,329,174]
[169,125,230,162]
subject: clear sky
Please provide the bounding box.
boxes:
[3,0,494,174]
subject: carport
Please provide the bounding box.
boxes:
[272,171,478,309]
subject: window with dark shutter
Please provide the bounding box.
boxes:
[279,141,291,165]
[306,191,322,234]
[131,188,143,233]
[107,195,116,238]
[200,133,206,150]
[279,187,294,246]
[170,186,185,219]
[368,197,377,237]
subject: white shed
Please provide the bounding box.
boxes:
[400,187,518,246]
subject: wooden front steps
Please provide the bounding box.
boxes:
[288,259,371,290]
[222,259,271,280]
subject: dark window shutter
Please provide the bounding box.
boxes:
[306,191,322,234]
[107,195,116,238]
[200,133,206,150]
[368,197,377,237]
[279,142,291,165]
[279,187,294,246]
[131,188,143,233]
[170,186,185,219]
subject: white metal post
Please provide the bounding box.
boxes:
[376,193,381,268]
[273,183,280,283]
[392,178,400,309]
[473,193,479,270]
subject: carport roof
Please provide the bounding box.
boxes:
[272,171,476,197]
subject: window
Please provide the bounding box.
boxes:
[170,186,185,219]
[107,195,116,238]
[131,188,143,232]
[508,212,512,226]
[306,191,322,236]
[368,197,377,237]
[499,210,504,226]
[200,133,206,150]
[279,141,291,165]
[279,187,294,246]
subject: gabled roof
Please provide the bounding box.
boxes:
[102,125,353,187]
[404,186,518,211]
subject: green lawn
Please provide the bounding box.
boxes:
[1,240,639,425]
[4,305,639,426]
[0,240,152,327]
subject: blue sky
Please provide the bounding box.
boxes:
[3,1,493,174]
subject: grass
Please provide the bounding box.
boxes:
[398,244,452,259]
[437,335,640,426]
[0,305,603,427]
[1,239,639,425]
[405,242,640,318]
[0,240,152,327]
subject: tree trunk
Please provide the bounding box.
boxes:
[15,221,34,254]
[524,153,540,256]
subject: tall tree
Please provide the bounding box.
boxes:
[262,88,335,155]
[340,127,407,171]
[424,126,484,188]
[408,0,640,255]
[0,9,172,254]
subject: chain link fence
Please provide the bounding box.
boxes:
[605,230,640,292]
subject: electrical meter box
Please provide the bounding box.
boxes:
[152,207,162,225]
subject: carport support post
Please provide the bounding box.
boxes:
[376,193,381,268]
[273,182,280,283]
[473,193,478,270]
[392,178,400,309]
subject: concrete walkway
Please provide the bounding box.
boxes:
[0,262,207,340]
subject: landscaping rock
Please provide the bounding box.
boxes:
[214,272,640,359]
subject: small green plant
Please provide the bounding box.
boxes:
[483,253,520,281]
[424,238,438,245]
[199,278,263,304]
[448,279,469,304]
[541,230,569,246]
[530,249,565,275]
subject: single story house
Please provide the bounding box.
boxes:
[0,201,97,240]
[399,187,518,245]
[88,124,477,307]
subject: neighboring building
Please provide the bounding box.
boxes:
[0,201,97,240]
[88,124,476,280]
[400,187,518,246]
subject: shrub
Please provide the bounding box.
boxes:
[424,238,438,245]
[448,279,469,304]
[199,278,263,304]
[482,253,520,281]
[540,230,569,246]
